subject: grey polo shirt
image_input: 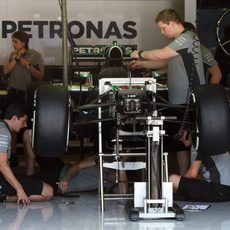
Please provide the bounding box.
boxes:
[167,30,206,104]
[8,49,44,90]
[0,121,11,162]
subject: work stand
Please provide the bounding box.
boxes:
[97,78,184,221]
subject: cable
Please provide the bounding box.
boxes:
[174,33,199,140]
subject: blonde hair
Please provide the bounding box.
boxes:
[155,9,182,25]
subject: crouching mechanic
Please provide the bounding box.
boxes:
[0,103,53,204]
[169,132,230,202]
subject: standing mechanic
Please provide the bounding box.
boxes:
[129,9,206,175]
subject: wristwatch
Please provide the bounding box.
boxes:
[138,50,144,59]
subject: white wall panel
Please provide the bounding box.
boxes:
[0,0,191,65]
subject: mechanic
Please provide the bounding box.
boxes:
[129,9,206,175]
[23,129,128,195]
[3,30,45,167]
[169,131,230,202]
[0,103,53,204]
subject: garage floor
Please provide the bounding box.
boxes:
[3,141,230,230]
[0,191,230,230]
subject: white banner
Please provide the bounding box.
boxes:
[0,0,185,65]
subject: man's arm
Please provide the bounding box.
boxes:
[179,131,202,178]
[3,57,17,75]
[208,64,222,84]
[25,61,45,81]
[17,54,45,81]
[129,59,168,70]
[129,46,177,72]
[58,155,98,193]
[201,44,222,84]
[0,153,30,205]
[3,49,25,75]
[131,46,178,61]
[3,50,45,81]
[183,160,201,178]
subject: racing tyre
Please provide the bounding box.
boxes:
[26,82,49,128]
[32,85,70,157]
[194,84,230,155]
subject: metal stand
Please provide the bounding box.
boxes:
[98,78,184,221]
[130,116,184,221]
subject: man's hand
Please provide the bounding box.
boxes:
[128,60,143,69]
[19,58,30,68]
[17,189,31,205]
[58,180,69,193]
[130,50,139,59]
[18,48,27,56]
[179,131,192,147]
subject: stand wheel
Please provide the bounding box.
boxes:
[130,209,139,221]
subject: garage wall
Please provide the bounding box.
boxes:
[0,0,188,65]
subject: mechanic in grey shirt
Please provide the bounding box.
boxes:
[129,9,207,175]
[3,30,44,91]
[130,9,206,104]
[0,103,53,204]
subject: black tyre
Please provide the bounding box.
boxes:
[32,85,70,157]
[194,84,230,155]
[26,82,49,128]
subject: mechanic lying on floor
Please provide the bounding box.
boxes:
[23,129,128,195]
[169,131,230,202]
[0,103,53,204]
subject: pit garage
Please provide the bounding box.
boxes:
[0,0,229,229]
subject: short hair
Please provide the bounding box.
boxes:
[4,103,27,120]
[155,9,182,25]
[12,31,30,49]
[183,22,196,32]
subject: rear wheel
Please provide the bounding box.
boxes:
[194,84,230,155]
[32,85,70,157]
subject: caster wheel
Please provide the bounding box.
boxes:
[130,209,139,221]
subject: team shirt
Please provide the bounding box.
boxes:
[167,30,206,104]
[0,121,11,163]
[8,49,44,90]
